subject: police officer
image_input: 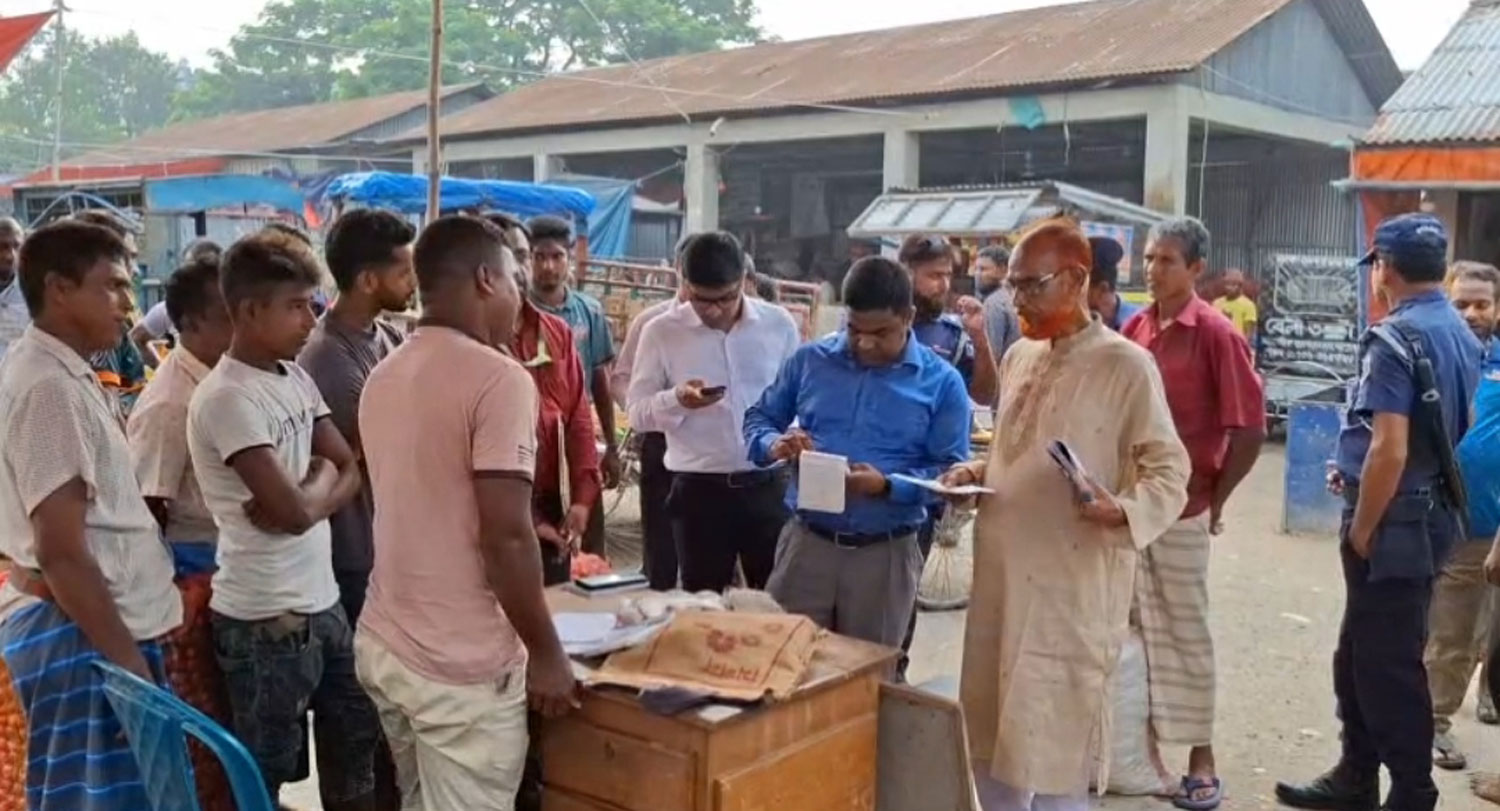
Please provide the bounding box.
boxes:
[1278,214,1481,811]
[893,234,995,676]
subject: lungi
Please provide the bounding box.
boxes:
[0,600,166,811]
[1136,513,1216,746]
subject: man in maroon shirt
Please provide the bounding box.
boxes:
[1123,216,1265,811]
[490,214,602,585]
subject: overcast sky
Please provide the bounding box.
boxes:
[0,0,1469,71]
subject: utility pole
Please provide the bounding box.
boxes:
[49,0,65,182]
[425,0,443,221]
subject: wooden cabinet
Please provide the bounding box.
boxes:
[542,590,895,811]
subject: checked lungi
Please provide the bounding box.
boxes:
[1136,512,1217,746]
[0,600,166,811]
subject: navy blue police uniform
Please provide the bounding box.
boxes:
[899,313,975,672]
[910,313,973,558]
[1280,214,1481,811]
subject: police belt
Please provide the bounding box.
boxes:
[1340,484,1440,508]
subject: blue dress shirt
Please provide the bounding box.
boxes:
[744,330,972,535]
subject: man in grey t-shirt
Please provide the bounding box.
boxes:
[296,209,416,626]
[976,245,1021,370]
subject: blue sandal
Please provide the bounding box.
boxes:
[1173,776,1223,811]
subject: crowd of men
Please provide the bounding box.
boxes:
[0,200,1495,811]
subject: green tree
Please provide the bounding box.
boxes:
[0,27,180,172]
[173,0,762,119]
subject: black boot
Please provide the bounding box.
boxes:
[1275,764,1379,811]
[1381,782,1439,811]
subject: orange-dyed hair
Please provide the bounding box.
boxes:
[1013,216,1093,273]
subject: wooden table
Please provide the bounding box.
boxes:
[543,589,897,811]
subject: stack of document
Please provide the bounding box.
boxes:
[1047,440,1095,504]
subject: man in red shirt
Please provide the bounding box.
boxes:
[490,214,601,585]
[1122,217,1265,811]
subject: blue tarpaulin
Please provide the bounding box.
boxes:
[551,174,633,259]
[325,172,596,220]
[145,175,306,214]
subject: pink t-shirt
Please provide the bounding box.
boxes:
[357,326,538,685]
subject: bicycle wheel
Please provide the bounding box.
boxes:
[917,508,974,611]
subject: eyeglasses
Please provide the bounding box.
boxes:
[1007,272,1061,298]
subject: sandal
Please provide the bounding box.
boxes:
[1434,732,1468,771]
[1172,776,1223,811]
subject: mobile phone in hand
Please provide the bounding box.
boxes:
[700,385,727,397]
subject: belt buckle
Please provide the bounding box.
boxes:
[832,533,862,550]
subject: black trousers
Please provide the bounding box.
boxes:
[638,432,677,590]
[896,503,946,678]
[1333,542,1437,811]
[1490,606,1500,720]
[668,470,789,593]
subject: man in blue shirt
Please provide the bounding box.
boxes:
[1088,235,1141,332]
[745,256,971,648]
[528,215,621,555]
[1279,214,1481,811]
[1425,261,1500,773]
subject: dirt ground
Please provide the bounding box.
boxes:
[285,444,1499,810]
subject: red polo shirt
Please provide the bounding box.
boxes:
[1122,295,1264,518]
[510,301,602,521]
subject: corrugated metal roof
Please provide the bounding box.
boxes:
[417,0,1395,141]
[1363,1,1500,145]
[61,83,490,168]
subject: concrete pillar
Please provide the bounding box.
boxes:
[1143,87,1191,216]
[684,142,720,234]
[880,130,921,257]
[882,129,920,191]
[533,153,563,182]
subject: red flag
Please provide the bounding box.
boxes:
[0,12,53,73]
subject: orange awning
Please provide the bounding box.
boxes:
[1354,146,1500,185]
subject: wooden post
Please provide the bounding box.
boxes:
[424,0,443,221]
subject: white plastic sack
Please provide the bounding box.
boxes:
[1103,630,1167,795]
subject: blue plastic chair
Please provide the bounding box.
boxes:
[93,660,275,811]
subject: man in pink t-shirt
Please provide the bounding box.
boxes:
[356,215,577,809]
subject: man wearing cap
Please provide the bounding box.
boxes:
[1278,214,1481,811]
[1087,236,1141,332]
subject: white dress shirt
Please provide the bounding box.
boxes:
[0,276,28,361]
[627,298,800,474]
[610,296,677,409]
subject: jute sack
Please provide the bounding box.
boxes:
[589,611,821,701]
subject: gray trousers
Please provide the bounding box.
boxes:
[766,519,922,647]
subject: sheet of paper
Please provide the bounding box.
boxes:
[890,473,995,496]
[554,612,671,658]
[798,451,848,513]
[553,612,618,645]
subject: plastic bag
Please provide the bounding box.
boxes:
[1102,629,1169,795]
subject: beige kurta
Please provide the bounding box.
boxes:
[960,320,1190,797]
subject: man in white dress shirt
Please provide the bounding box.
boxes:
[627,231,800,592]
[0,218,28,360]
[611,235,691,590]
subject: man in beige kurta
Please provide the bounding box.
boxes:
[944,220,1189,810]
